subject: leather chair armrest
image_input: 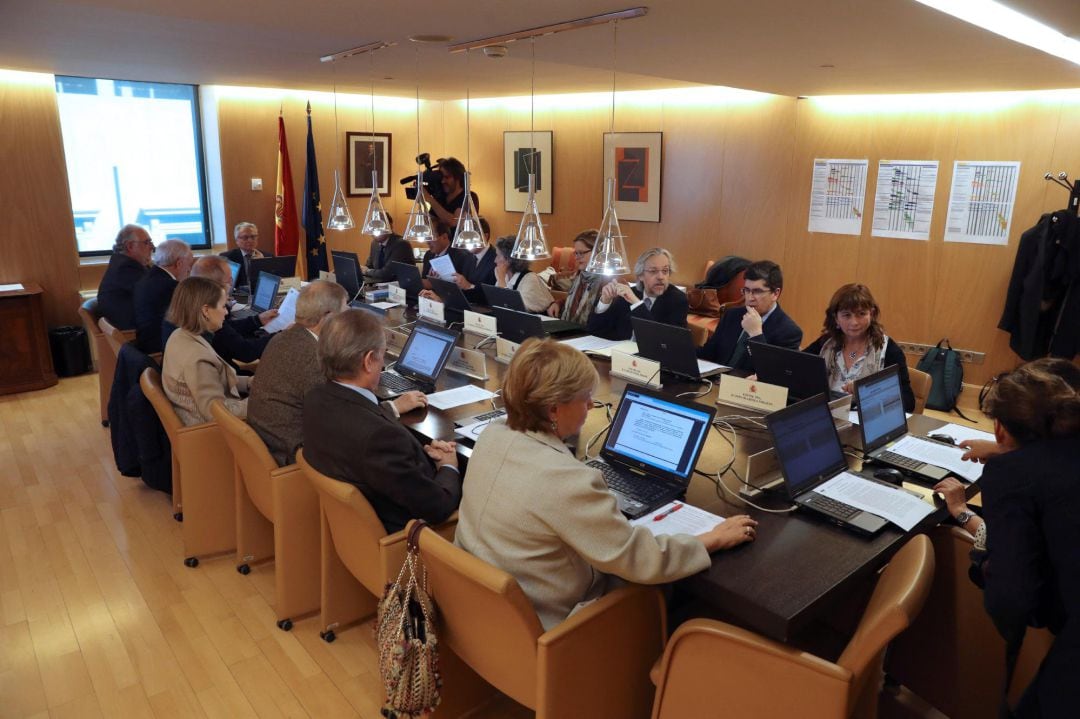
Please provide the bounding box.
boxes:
[536,585,666,719]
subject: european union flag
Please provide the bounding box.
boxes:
[301,101,326,280]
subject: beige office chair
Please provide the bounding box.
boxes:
[211,401,320,631]
[650,534,934,719]
[78,298,112,426]
[885,525,1053,718]
[141,368,236,565]
[296,449,457,642]
[414,521,667,719]
[908,367,932,414]
[98,316,135,358]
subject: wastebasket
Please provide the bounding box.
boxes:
[49,325,93,377]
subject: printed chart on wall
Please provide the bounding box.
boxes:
[808,159,868,235]
[871,160,939,241]
[944,161,1020,245]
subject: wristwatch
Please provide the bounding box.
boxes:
[955,509,975,526]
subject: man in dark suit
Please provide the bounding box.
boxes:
[133,239,194,353]
[363,213,414,282]
[97,224,153,330]
[421,218,477,288]
[439,217,495,305]
[698,260,803,371]
[586,247,688,340]
[220,221,273,293]
[302,309,458,534]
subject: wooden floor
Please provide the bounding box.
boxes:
[0,374,529,719]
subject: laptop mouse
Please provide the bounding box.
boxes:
[928,433,957,445]
[873,468,905,485]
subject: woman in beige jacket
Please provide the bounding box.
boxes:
[454,338,757,630]
[162,276,249,426]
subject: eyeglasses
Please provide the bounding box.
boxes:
[130,238,154,247]
[236,233,259,240]
[643,267,672,277]
[978,373,1004,410]
[740,287,774,297]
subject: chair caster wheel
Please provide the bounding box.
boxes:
[320,630,336,643]
[173,512,183,522]
[101,419,109,427]
[237,564,250,575]
[277,619,293,631]
[184,557,199,568]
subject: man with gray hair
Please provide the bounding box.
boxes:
[586,247,688,340]
[97,224,154,330]
[220,221,273,294]
[303,309,454,532]
[134,239,195,353]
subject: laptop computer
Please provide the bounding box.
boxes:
[428,277,478,314]
[250,255,297,279]
[632,317,728,382]
[391,260,423,305]
[750,342,847,404]
[331,252,363,303]
[766,394,889,536]
[233,270,281,320]
[587,384,717,519]
[854,365,950,482]
[225,258,241,287]
[491,306,547,344]
[376,321,460,399]
[480,284,583,335]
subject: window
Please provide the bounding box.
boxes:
[55,76,211,256]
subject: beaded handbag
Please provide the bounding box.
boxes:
[375,521,442,718]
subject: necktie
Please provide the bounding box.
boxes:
[242,253,252,291]
[644,297,654,311]
[727,330,749,368]
[377,242,386,268]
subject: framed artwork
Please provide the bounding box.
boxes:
[602,132,663,222]
[503,130,553,214]
[346,132,392,197]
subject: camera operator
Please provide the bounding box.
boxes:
[422,157,479,225]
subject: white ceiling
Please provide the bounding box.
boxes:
[2,0,1079,98]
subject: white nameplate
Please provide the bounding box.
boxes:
[495,337,521,364]
[610,350,662,389]
[463,310,497,337]
[716,375,787,412]
[446,347,489,380]
[281,277,302,291]
[385,328,409,357]
[419,297,446,324]
[319,270,336,282]
[388,284,407,306]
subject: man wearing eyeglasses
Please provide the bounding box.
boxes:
[220,222,273,294]
[586,247,688,340]
[698,260,802,371]
[97,224,154,330]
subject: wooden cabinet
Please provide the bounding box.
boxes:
[0,283,58,395]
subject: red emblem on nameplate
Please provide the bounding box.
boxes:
[749,384,758,393]
[631,359,638,368]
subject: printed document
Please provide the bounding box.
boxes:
[630,502,726,538]
[427,254,456,279]
[890,435,983,482]
[261,288,298,334]
[425,384,497,411]
[559,335,627,353]
[926,423,995,446]
[815,471,934,531]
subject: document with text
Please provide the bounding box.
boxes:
[425,384,497,411]
[261,288,298,334]
[815,471,934,531]
[890,435,984,482]
[630,502,726,538]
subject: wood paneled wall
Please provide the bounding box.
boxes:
[0,75,81,328]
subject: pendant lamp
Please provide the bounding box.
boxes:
[587,177,630,275]
[360,54,390,237]
[511,39,550,261]
[326,68,355,231]
[453,171,485,250]
[402,66,434,244]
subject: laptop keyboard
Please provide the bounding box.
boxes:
[470,408,506,423]
[879,450,923,470]
[379,372,419,394]
[805,494,860,520]
[587,460,669,504]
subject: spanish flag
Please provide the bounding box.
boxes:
[274,113,300,259]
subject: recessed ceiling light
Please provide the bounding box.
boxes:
[819,64,835,69]
[409,34,453,44]
[383,76,394,81]
[913,0,1080,66]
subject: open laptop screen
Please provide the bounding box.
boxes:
[252,271,281,312]
[332,253,362,299]
[767,395,847,496]
[604,388,713,479]
[855,365,907,450]
[397,323,457,381]
[225,259,241,287]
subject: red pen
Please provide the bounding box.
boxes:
[653,503,683,522]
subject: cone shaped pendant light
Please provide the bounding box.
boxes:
[587,177,630,275]
[402,75,433,244]
[453,171,484,250]
[361,170,389,236]
[326,169,355,230]
[511,40,550,261]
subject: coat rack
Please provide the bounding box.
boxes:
[1044,171,1080,214]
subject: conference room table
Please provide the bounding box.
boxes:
[375,306,972,645]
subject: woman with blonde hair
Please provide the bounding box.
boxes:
[162,276,249,425]
[804,283,914,411]
[454,338,757,630]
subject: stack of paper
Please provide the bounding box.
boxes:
[425,385,497,411]
[630,502,727,538]
[815,471,934,531]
